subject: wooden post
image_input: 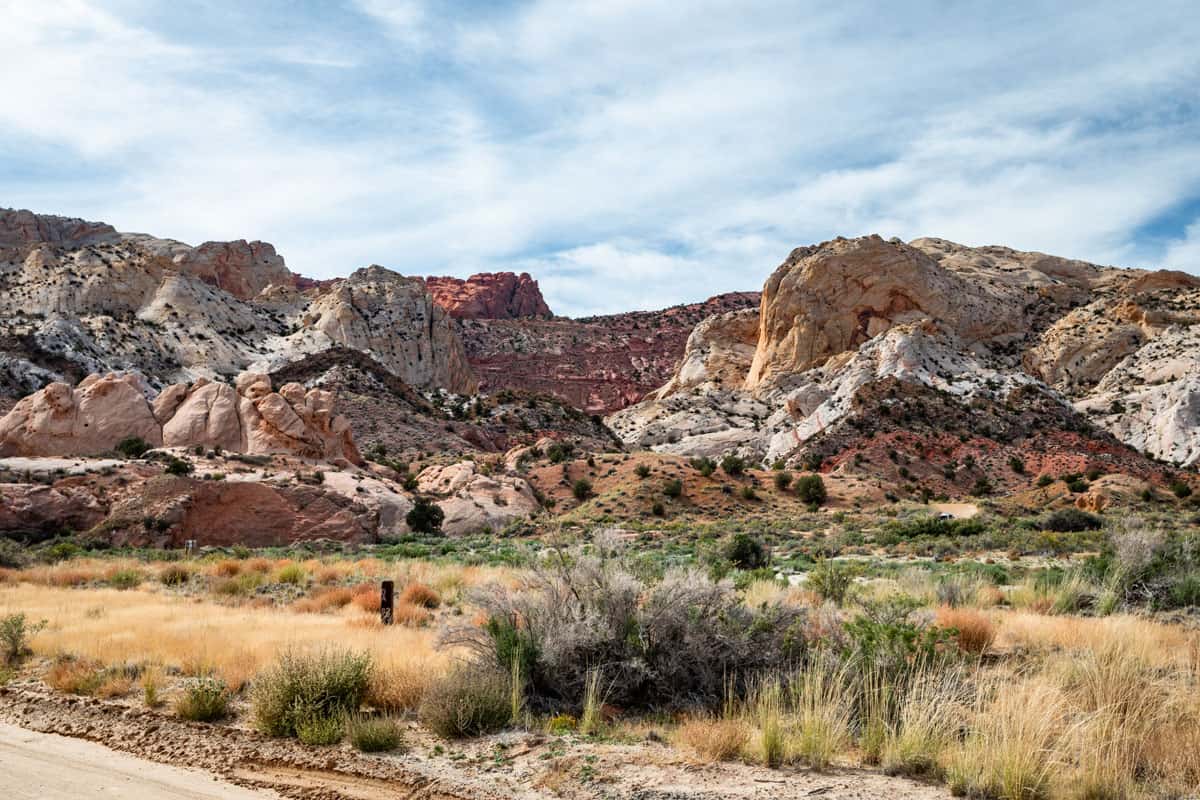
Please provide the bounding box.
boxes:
[380,580,394,626]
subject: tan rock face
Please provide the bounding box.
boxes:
[289,266,478,394]
[0,371,361,464]
[655,308,760,398]
[426,272,552,319]
[416,460,541,535]
[0,373,161,457]
[174,240,293,300]
[745,236,1018,389]
[0,483,107,536]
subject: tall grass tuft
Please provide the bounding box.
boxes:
[751,677,788,768]
[790,659,851,770]
[251,648,371,738]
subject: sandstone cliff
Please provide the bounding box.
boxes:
[426,272,552,319]
[0,370,361,464]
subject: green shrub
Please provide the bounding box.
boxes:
[346,714,405,752]
[115,436,151,459]
[406,496,445,534]
[651,502,665,517]
[1167,574,1200,608]
[807,559,855,605]
[720,454,746,476]
[740,485,758,501]
[276,563,307,585]
[1042,508,1102,533]
[165,456,193,476]
[175,677,230,722]
[1,613,46,664]
[251,649,372,738]
[795,474,827,506]
[1008,456,1025,475]
[158,564,191,586]
[1065,478,1088,493]
[1036,474,1053,487]
[572,479,592,501]
[634,464,651,479]
[546,442,575,463]
[690,457,716,477]
[296,713,344,745]
[418,666,511,739]
[107,568,143,590]
[0,538,29,569]
[1170,480,1193,499]
[662,479,683,499]
[773,471,793,491]
[723,533,768,570]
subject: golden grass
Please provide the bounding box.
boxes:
[0,583,452,692]
[399,582,441,609]
[674,716,750,762]
[935,606,997,655]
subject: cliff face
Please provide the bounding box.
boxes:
[426,272,553,319]
[455,292,761,414]
[609,234,1200,476]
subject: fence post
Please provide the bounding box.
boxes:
[380,580,394,625]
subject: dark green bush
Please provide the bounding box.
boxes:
[1042,508,1102,532]
[795,474,827,506]
[720,454,746,476]
[662,479,683,499]
[346,715,405,752]
[165,456,193,476]
[1170,480,1193,499]
[723,533,768,570]
[634,464,651,479]
[690,457,716,477]
[115,436,151,459]
[773,471,793,491]
[406,496,445,534]
[572,479,592,501]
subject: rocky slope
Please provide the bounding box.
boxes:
[609,234,1200,491]
[456,291,760,414]
[0,208,476,399]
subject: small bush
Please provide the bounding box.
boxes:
[662,478,683,498]
[347,714,405,752]
[367,660,433,713]
[795,474,827,506]
[2,613,46,664]
[807,559,854,605]
[252,649,372,738]
[1170,480,1193,499]
[165,456,193,476]
[773,471,793,491]
[720,454,746,476]
[275,563,307,585]
[106,568,143,590]
[176,677,231,722]
[690,457,716,477]
[158,564,192,586]
[116,436,151,459]
[723,533,768,570]
[1043,508,1102,532]
[1008,456,1025,475]
[675,716,750,762]
[572,479,592,501]
[400,582,441,609]
[296,713,344,745]
[1036,474,1053,487]
[418,666,511,739]
[45,657,105,695]
[406,496,445,534]
[634,464,651,479]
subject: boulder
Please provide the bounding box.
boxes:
[416,460,541,535]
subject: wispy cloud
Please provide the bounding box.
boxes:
[2,0,1198,315]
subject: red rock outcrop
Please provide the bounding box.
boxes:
[0,208,117,258]
[0,370,361,464]
[458,292,760,414]
[426,272,553,319]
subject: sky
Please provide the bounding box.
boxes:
[2,1,1199,316]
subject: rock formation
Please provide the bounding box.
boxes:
[0,370,361,464]
[609,234,1200,471]
[416,460,541,535]
[426,272,553,319]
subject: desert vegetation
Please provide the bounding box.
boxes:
[0,510,1198,798]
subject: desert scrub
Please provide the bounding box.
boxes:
[275,562,308,585]
[296,712,344,745]
[346,714,406,752]
[451,544,807,711]
[1,612,46,664]
[158,563,192,586]
[418,666,511,739]
[399,581,440,609]
[45,656,106,695]
[251,648,371,738]
[675,716,750,763]
[175,677,231,722]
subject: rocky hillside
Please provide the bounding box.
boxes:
[609,235,1200,499]
[0,208,476,401]
[456,292,760,414]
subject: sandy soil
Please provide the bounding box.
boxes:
[0,684,950,800]
[929,502,980,518]
[0,722,277,799]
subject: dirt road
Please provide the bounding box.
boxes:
[0,722,278,799]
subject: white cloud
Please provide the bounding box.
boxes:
[1165,222,1200,272]
[1,0,1198,315]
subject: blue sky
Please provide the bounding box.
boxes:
[2,1,1199,316]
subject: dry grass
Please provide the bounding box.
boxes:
[674,716,750,762]
[1,583,452,691]
[399,582,441,609]
[291,587,355,614]
[393,601,433,627]
[367,657,438,713]
[935,606,997,655]
[45,657,105,695]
